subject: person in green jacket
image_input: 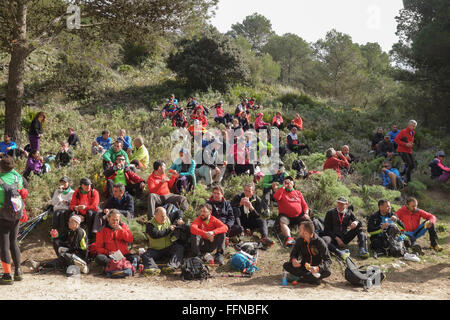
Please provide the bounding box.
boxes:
[169,149,196,194]
[103,140,129,170]
[142,207,185,275]
[127,137,149,169]
[261,162,288,217]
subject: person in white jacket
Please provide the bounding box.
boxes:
[50,177,75,255]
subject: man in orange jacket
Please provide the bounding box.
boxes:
[394,120,417,183]
[147,160,188,219]
[190,203,229,265]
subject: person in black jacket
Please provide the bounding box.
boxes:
[322,197,369,259]
[103,184,134,221]
[367,199,405,253]
[371,127,384,151]
[67,128,81,149]
[231,183,274,247]
[283,220,332,285]
[376,135,395,159]
[207,186,243,238]
[28,111,45,151]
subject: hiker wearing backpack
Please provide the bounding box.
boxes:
[0,156,28,284]
[190,203,229,265]
[142,206,185,275]
[322,197,369,259]
[283,220,332,285]
[261,162,288,217]
[394,120,417,183]
[395,197,442,253]
[231,183,274,248]
[368,200,406,254]
[429,151,450,183]
[273,176,310,247]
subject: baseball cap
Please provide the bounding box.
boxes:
[337,196,348,203]
[436,151,445,157]
[59,176,71,183]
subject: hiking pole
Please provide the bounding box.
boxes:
[18,211,49,243]
[216,274,252,278]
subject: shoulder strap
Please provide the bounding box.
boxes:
[0,177,6,186]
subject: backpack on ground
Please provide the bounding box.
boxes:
[105,257,134,279]
[292,159,308,179]
[0,176,24,222]
[230,251,259,275]
[312,217,325,236]
[344,256,385,289]
[383,224,407,257]
[181,257,211,281]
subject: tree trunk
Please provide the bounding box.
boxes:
[5,0,29,146]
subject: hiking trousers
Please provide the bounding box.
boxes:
[147,193,188,220]
[399,152,415,182]
[322,222,367,254]
[191,233,226,257]
[405,222,438,247]
[0,219,20,267]
[142,243,184,269]
[283,262,331,281]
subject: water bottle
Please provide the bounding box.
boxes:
[132,257,138,276]
[282,269,287,286]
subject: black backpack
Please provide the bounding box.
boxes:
[344,257,385,289]
[0,176,24,222]
[291,159,308,179]
[383,225,407,257]
[181,257,211,281]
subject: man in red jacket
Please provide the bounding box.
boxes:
[394,120,417,183]
[323,148,349,180]
[147,160,188,219]
[273,176,310,247]
[104,155,145,199]
[190,203,229,265]
[93,209,139,268]
[395,197,442,253]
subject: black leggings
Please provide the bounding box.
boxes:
[0,219,21,268]
[399,152,415,182]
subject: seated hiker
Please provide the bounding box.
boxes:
[238,111,251,131]
[247,97,261,110]
[288,114,303,131]
[103,140,130,170]
[376,135,396,159]
[55,141,74,168]
[371,127,385,151]
[231,183,274,247]
[231,118,242,132]
[169,149,196,194]
[0,133,17,158]
[70,178,101,243]
[191,108,208,127]
[273,176,310,247]
[429,151,450,183]
[395,197,443,253]
[283,220,332,285]
[103,183,134,221]
[172,108,188,128]
[147,160,188,219]
[234,99,248,118]
[93,209,139,270]
[340,145,357,175]
[142,206,185,275]
[254,113,270,132]
[50,176,75,255]
[127,137,149,170]
[368,199,406,254]
[322,197,369,259]
[193,103,209,117]
[207,185,243,240]
[232,138,255,176]
[272,112,284,130]
[186,96,198,113]
[161,97,178,119]
[195,138,226,188]
[23,150,49,179]
[190,203,229,265]
[93,130,112,156]
[287,126,309,154]
[388,124,400,148]
[104,154,145,199]
[30,215,89,274]
[323,148,349,180]
[67,128,81,150]
[213,101,232,125]
[261,162,288,217]
[381,161,406,189]
[116,129,132,152]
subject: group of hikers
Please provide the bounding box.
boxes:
[0,95,447,286]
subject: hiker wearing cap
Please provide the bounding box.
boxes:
[0,156,28,284]
[271,112,284,130]
[147,160,188,219]
[273,176,310,247]
[288,114,303,131]
[395,197,442,253]
[376,135,396,159]
[381,161,406,190]
[371,127,384,151]
[283,220,332,285]
[429,151,450,183]
[394,120,417,183]
[142,206,186,276]
[103,183,134,221]
[231,183,274,248]
[104,154,145,199]
[190,203,229,265]
[50,177,75,255]
[169,149,196,194]
[70,178,101,243]
[287,126,309,154]
[261,162,288,217]
[30,214,89,274]
[127,137,150,169]
[323,148,349,180]
[322,197,369,259]
[103,140,130,170]
[254,113,269,131]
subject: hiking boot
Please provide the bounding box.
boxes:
[214,252,225,266]
[73,260,89,274]
[430,244,443,252]
[261,237,275,248]
[0,273,13,285]
[225,237,230,247]
[14,268,23,281]
[357,248,369,259]
[263,209,271,218]
[285,237,296,247]
[29,259,41,273]
[143,268,161,276]
[286,273,300,283]
[162,266,176,275]
[411,244,424,256]
[338,249,350,260]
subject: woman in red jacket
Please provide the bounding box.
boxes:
[323,148,349,180]
[394,120,417,183]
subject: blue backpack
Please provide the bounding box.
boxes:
[230,251,259,275]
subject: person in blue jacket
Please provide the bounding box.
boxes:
[381,161,406,189]
[0,134,17,157]
[388,124,400,149]
[117,129,132,152]
[169,149,196,194]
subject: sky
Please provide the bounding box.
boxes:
[210,0,404,53]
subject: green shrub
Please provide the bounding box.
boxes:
[117,64,135,74]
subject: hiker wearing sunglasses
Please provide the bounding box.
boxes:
[104,155,145,199]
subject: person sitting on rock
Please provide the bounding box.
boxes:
[169,149,196,194]
[376,135,396,159]
[23,150,49,179]
[67,128,81,150]
[93,130,112,156]
[0,133,17,158]
[271,112,284,130]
